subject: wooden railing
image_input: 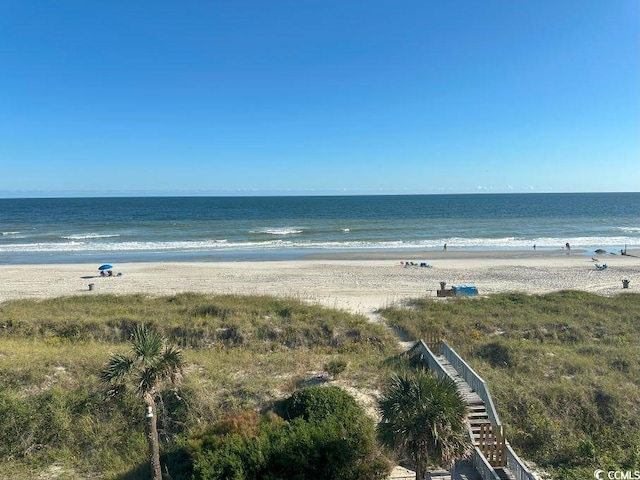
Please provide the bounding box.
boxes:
[416,339,447,379]
[506,445,536,480]
[471,447,502,480]
[439,341,500,425]
[417,339,537,480]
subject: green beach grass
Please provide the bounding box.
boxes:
[0,294,399,479]
[383,291,640,479]
[1,291,639,478]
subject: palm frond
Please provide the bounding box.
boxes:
[101,353,134,385]
[103,382,127,401]
[157,345,186,383]
[137,367,156,395]
[137,345,186,394]
[131,324,164,364]
[377,369,470,469]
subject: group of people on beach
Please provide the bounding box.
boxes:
[100,270,114,277]
[401,261,432,268]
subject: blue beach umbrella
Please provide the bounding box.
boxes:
[98,264,113,271]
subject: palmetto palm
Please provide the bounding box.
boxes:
[101,324,185,480]
[377,370,470,480]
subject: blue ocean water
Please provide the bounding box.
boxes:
[0,193,638,264]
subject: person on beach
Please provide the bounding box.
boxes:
[565,242,571,251]
[443,243,447,251]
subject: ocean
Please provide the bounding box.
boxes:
[0,193,638,264]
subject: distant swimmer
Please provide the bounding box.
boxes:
[565,242,571,250]
[443,243,447,251]
[533,244,536,250]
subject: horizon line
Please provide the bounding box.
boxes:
[1,189,638,200]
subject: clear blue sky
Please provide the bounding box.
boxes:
[1,1,638,197]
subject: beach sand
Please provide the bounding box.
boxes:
[1,250,638,313]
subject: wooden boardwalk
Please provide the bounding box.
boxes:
[434,353,517,480]
[411,339,536,480]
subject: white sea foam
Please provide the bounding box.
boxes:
[0,235,637,254]
[62,233,121,240]
[443,236,638,249]
[1,231,20,236]
[250,228,304,235]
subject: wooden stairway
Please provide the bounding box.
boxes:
[435,354,516,480]
[467,403,490,444]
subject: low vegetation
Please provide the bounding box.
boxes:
[324,358,348,379]
[383,291,640,479]
[181,386,389,479]
[0,293,399,479]
[2,290,638,479]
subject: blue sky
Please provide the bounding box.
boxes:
[1,1,638,197]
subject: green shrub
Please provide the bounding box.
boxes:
[476,342,518,368]
[277,385,360,423]
[189,386,390,480]
[324,359,348,379]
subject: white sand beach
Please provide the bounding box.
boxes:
[1,250,637,313]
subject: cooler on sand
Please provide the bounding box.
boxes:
[452,285,478,296]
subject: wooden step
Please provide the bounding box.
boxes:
[468,411,489,418]
[469,420,490,428]
[426,470,451,479]
[494,467,516,480]
[467,404,486,410]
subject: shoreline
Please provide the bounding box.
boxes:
[1,246,637,266]
[304,247,640,261]
[1,250,638,313]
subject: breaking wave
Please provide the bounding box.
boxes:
[61,233,121,240]
[0,236,637,255]
[250,228,304,235]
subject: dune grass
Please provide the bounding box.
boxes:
[3,290,638,479]
[382,290,640,479]
[0,293,400,479]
